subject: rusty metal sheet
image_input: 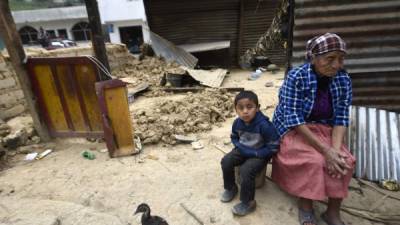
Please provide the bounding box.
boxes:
[95,79,138,158]
[27,57,103,138]
[291,0,400,73]
[347,106,400,182]
[290,0,400,112]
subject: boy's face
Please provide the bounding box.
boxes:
[235,98,259,124]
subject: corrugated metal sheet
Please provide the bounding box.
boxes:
[347,106,400,182]
[149,31,198,68]
[144,0,286,67]
[242,0,286,65]
[291,0,400,112]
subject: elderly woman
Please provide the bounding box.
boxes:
[272,33,355,225]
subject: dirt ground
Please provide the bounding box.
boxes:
[1,69,399,225]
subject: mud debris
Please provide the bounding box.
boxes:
[113,56,183,87]
[132,89,235,145]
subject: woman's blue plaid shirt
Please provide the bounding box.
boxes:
[273,63,352,137]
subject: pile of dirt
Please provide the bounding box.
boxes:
[132,89,235,145]
[113,56,185,87]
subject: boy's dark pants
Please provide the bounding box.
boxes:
[221,148,268,203]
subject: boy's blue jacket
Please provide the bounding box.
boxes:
[231,111,280,158]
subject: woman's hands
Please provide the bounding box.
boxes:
[322,146,351,179]
[294,125,352,179]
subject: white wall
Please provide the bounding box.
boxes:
[98,0,149,44]
[98,0,147,23]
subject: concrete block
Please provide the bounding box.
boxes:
[0,78,16,90]
[12,90,24,100]
[0,104,25,120]
[0,62,7,72]
[0,90,24,106]
[0,93,17,105]
[2,71,14,78]
[58,52,76,57]
[3,128,28,149]
[76,49,93,56]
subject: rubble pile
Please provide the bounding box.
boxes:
[112,56,185,87]
[132,89,235,145]
[0,116,41,157]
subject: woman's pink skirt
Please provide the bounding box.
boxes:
[272,124,355,201]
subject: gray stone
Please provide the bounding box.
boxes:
[267,64,279,71]
[26,136,41,145]
[0,129,10,137]
[0,104,25,120]
[0,90,24,106]
[223,138,231,145]
[43,142,56,149]
[3,129,28,149]
[0,78,16,90]
[0,123,10,131]
[3,135,20,149]
[17,144,40,154]
[265,81,274,87]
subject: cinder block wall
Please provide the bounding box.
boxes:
[0,55,26,120]
[0,43,133,121]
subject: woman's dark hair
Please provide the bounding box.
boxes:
[234,90,259,106]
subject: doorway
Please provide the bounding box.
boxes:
[119,26,143,54]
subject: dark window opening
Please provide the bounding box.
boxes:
[72,22,91,41]
[119,26,143,54]
[57,29,68,39]
[19,26,38,45]
[46,30,56,39]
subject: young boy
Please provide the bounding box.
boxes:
[221,90,279,216]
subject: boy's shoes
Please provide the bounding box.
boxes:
[220,185,238,202]
[232,200,256,216]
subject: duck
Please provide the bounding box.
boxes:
[134,203,169,225]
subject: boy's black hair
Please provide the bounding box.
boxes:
[234,90,259,106]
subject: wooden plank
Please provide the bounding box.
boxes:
[96,79,138,158]
[33,65,69,132]
[56,65,87,131]
[51,64,75,131]
[74,64,103,132]
[104,87,135,157]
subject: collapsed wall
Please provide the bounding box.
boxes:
[0,55,25,120]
